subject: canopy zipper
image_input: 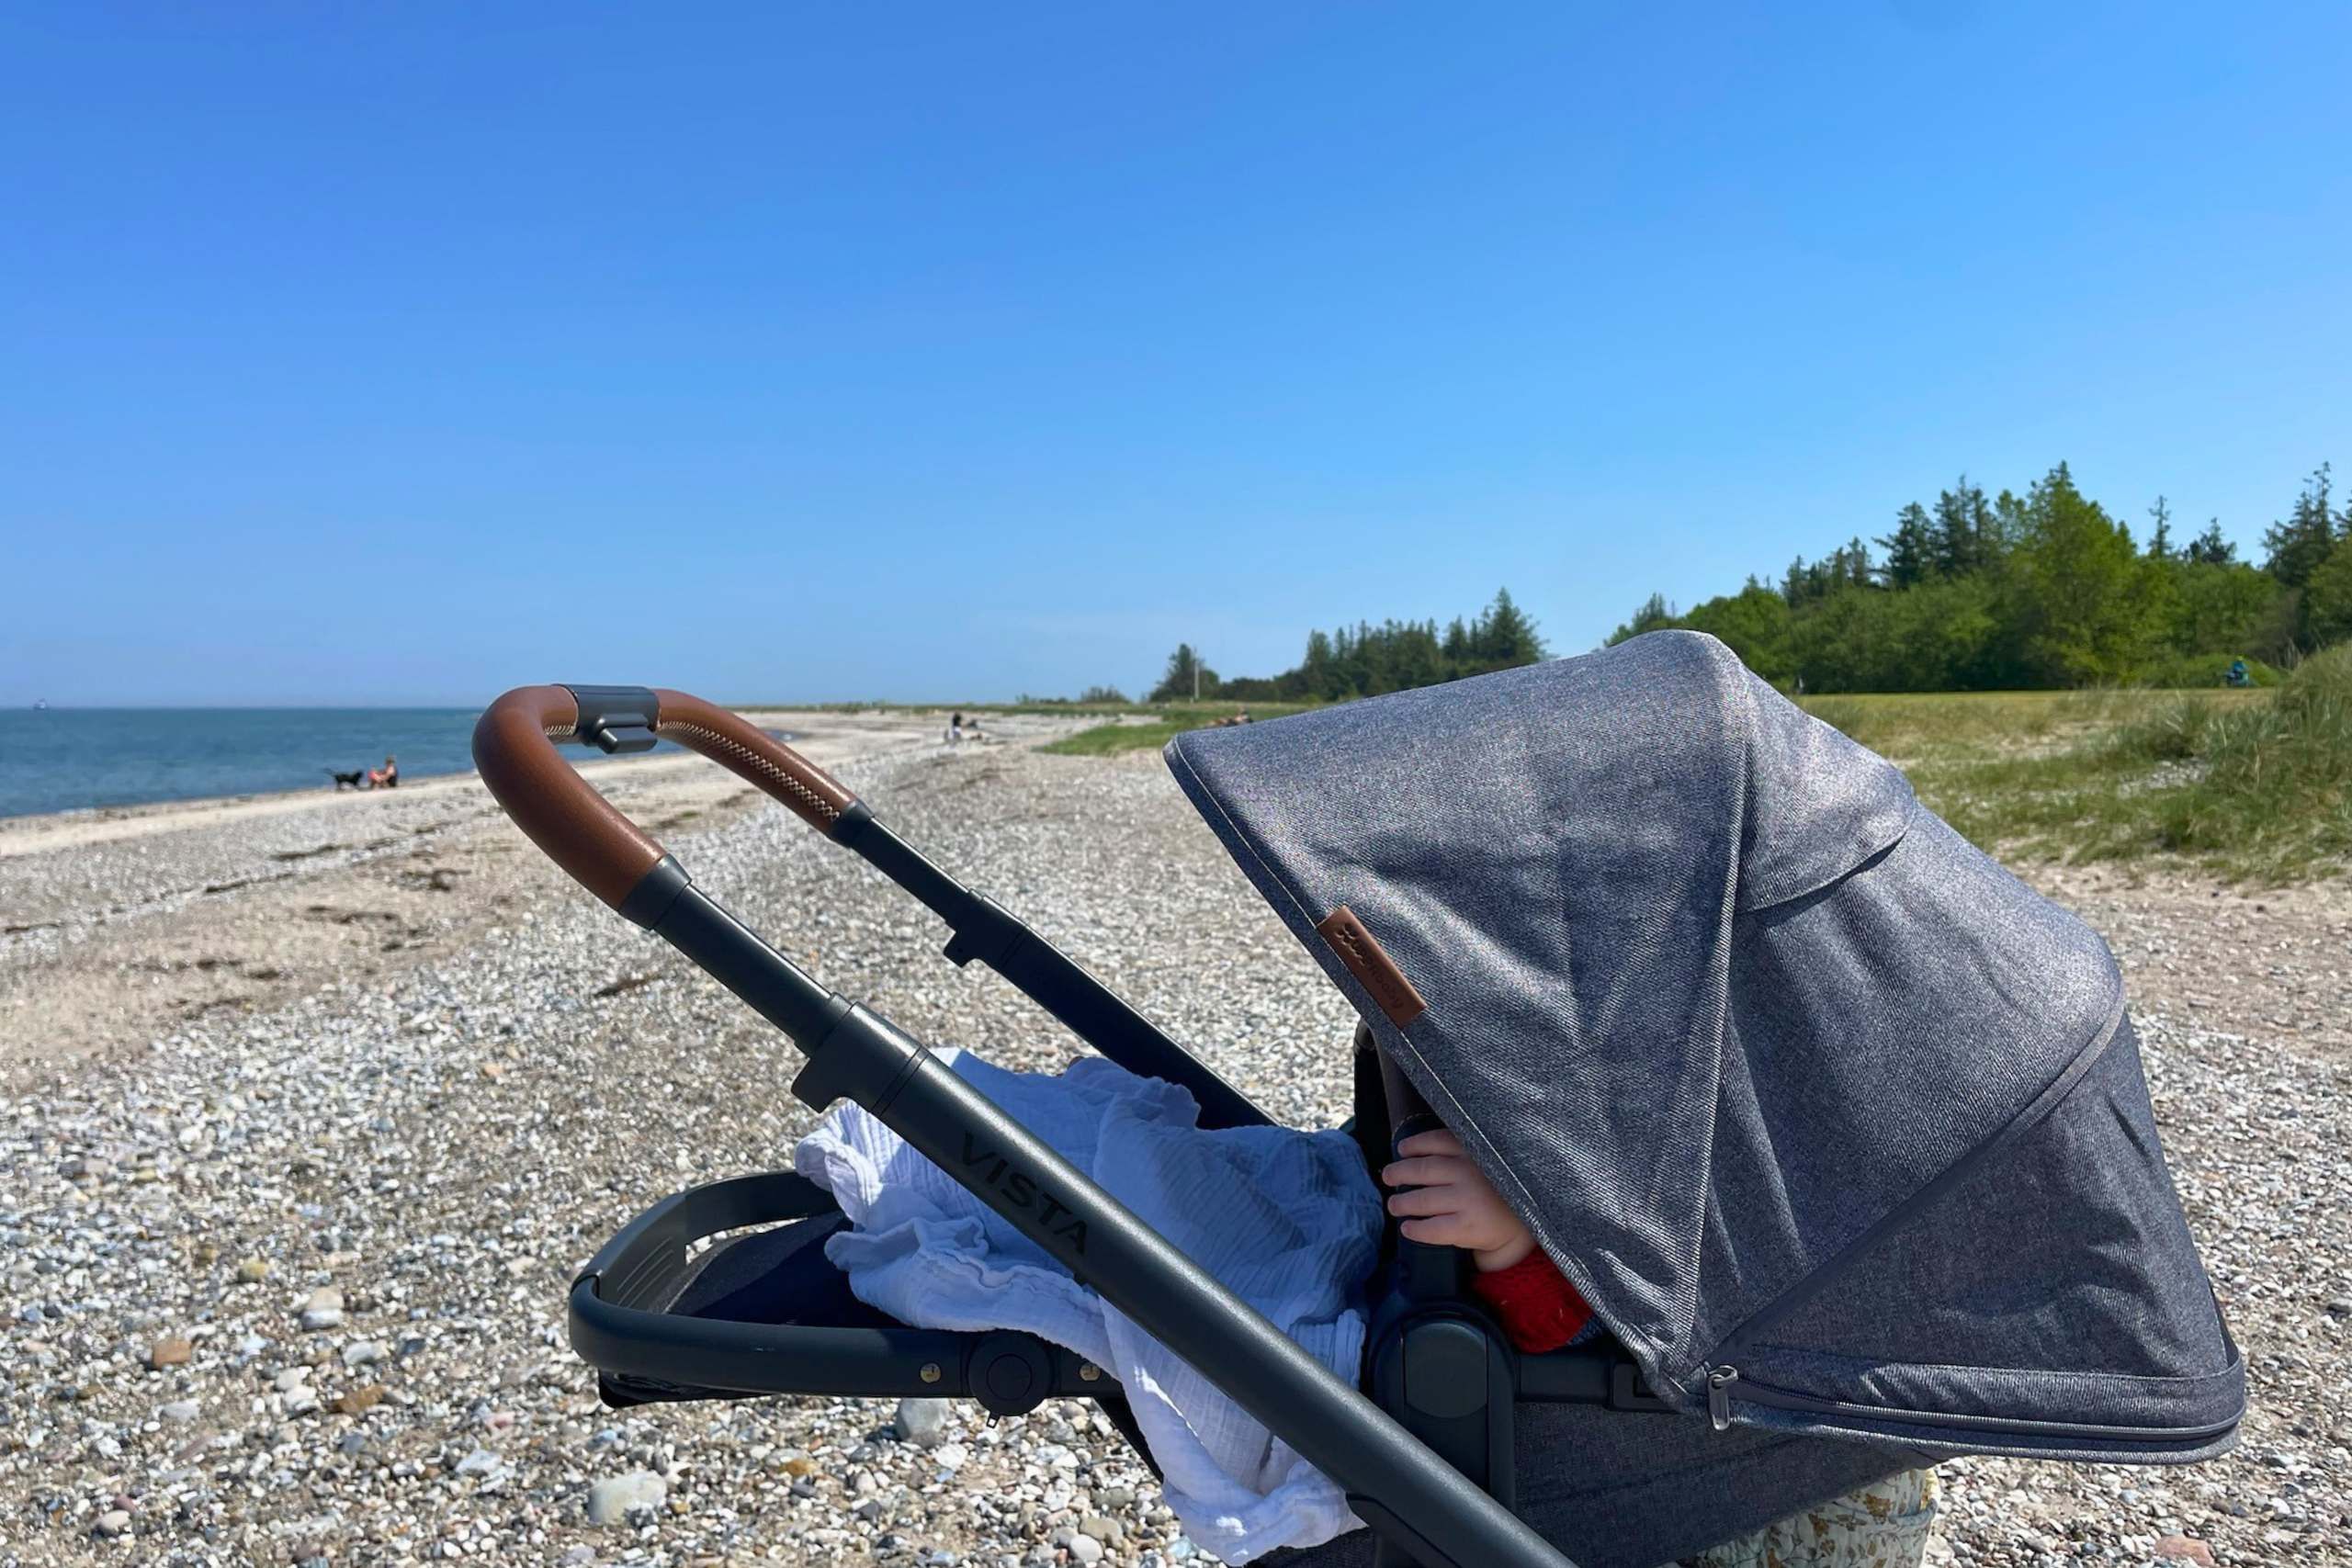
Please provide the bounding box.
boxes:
[1706,1365,1738,1430]
[1702,1364,2240,1444]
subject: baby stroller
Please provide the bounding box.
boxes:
[473,632,2242,1568]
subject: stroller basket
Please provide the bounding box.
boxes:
[479,653,2240,1568]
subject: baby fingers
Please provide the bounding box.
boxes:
[1381,1155,1465,1189]
[1385,1186,1460,1218]
[1393,1129,1464,1160]
[1398,1214,1475,1247]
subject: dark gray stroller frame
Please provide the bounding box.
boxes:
[474,646,2242,1568]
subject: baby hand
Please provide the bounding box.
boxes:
[1380,1128,1535,1272]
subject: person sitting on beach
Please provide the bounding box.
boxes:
[1383,1129,1941,1567]
[368,754,399,789]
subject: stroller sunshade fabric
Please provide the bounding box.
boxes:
[1166,631,2242,1461]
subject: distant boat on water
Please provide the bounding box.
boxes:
[31,698,47,710]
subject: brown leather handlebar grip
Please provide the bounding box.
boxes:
[471,684,862,913]
[650,689,857,835]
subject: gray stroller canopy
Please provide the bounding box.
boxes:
[1168,630,2242,1462]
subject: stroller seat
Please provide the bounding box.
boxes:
[568,1157,1923,1568]
[566,1043,1917,1568]
[569,1031,1702,1563]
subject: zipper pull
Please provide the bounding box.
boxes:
[1707,1365,1739,1431]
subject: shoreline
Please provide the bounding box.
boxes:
[0,709,892,859]
[0,708,1035,1085]
[0,754,582,832]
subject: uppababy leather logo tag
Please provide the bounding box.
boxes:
[960,1133,1090,1255]
[1317,906,1427,1028]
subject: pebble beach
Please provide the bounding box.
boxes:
[0,717,2346,1567]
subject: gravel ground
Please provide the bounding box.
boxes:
[0,737,2343,1566]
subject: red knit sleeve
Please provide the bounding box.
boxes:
[1470,1248,1595,1353]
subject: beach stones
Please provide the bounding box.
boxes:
[454,1449,504,1482]
[297,1286,343,1331]
[334,1384,384,1416]
[0,728,2341,1567]
[148,1335,192,1369]
[1053,1526,1105,1565]
[894,1396,950,1449]
[584,1471,666,1525]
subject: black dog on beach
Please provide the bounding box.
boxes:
[327,769,368,790]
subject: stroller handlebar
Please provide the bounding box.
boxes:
[472,684,859,913]
[474,684,1578,1568]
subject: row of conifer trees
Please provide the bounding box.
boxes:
[1611,462,2349,692]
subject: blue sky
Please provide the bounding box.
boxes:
[4,3,2346,705]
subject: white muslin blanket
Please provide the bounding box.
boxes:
[792,1049,1385,1564]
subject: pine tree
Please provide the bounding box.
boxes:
[1608,592,1679,644]
[1781,556,1811,606]
[1878,502,1936,589]
[1827,537,1876,589]
[1991,489,2031,554]
[2147,496,2175,559]
[2186,521,2236,566]
[1470,588,1544,667]
[1933,477,1995,577]
[2013,463,2159,683]
[1148,643,1219,702]
[1440,618,1470,671]
[2263,463,2336,589]
[1300,629,1337,700]
[2306,542,2352,646]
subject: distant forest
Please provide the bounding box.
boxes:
[1147,589,1546,703]
[1102,461,2350,708]
[1612,461,2352,693]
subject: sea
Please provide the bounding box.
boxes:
[0,707,684,819]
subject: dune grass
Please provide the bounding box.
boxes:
[1808,653,2348,882]
[1790,685,2282,763]
[1037,702,1320,757]
[1038,661,2348,880]
[1038,719,1195,757]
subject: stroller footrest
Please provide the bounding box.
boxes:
[571,1171,1102,1416]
